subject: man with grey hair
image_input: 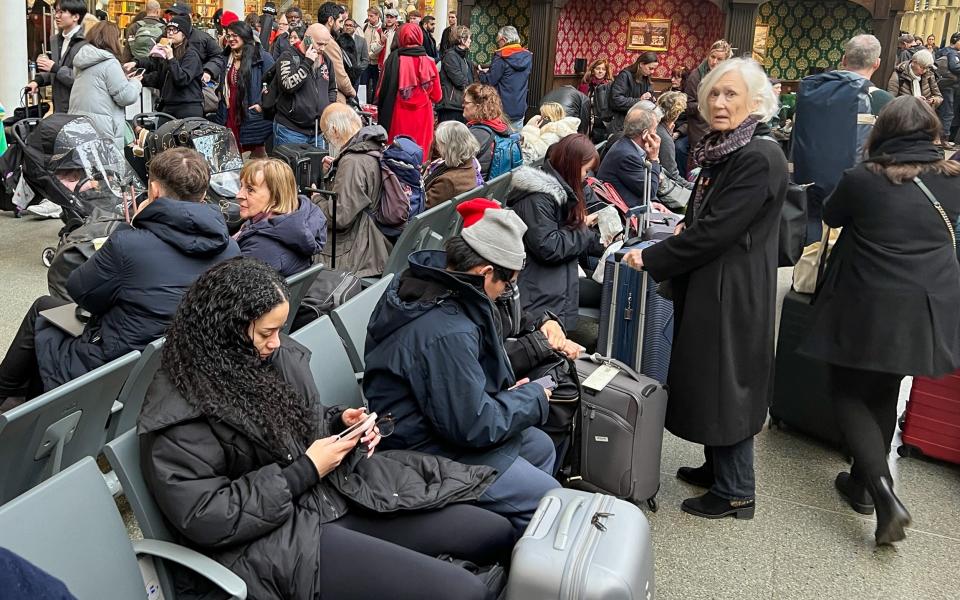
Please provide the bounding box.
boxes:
[793,34,893,242]
[480,26,533,130]
[596,102,663,209]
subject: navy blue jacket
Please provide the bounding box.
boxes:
[35,198,240,390]
[363,250,549,474]
[0,548,75,599]
[480,46,533,122]
[236,197,326,278]
[596,135,662,209]
[213,47,275,146]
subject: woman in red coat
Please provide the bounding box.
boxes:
[376,23,442,161]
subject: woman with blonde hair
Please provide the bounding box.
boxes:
[424,121,483,208]
[234,158,327,277]
[655,91,695,197]
[578,58,613,95]
[521,101,582,164]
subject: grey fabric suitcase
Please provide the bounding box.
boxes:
[505,488,655,600]
[573,355,667,511]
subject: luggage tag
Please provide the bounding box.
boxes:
[582,364,620,392]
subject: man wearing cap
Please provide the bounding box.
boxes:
[363,199,558,535]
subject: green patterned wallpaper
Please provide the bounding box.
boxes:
[757,0,874,80]
[468,0,531,65]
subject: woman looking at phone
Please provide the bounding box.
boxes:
[138,258,514,600]
[141,15,205,119]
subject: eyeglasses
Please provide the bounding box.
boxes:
[224,33,239,40]
[372,413,395,438]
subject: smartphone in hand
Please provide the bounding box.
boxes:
[336,412,377,441]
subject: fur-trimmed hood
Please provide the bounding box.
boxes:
[506,164,574,207]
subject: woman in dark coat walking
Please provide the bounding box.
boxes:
[624,58,787,520]
[214,21,274,157]
[800,96,960,545]
[506,134,604,328]
[609,52,658,133]
[138,258,515,600]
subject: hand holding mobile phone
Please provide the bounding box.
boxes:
[336,412,378,441]
[529,376,557,391]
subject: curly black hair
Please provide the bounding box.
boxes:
[162,257,317,451]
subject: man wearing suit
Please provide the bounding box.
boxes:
[597,103,662,209]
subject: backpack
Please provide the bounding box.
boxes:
[936,54,958,83]
[368,135,425,237]
[592,82,614,123]
[129,21,165,60]
[475,125,522,180]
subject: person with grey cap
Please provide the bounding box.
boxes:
[364,198,558,535]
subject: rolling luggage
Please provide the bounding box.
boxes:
[271,143,328,193]
[573,355,667,511]
[899,372,960,464]
[770,290,844,449]
[506,488,655,600]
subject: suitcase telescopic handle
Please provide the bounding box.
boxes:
[553,497,585,551]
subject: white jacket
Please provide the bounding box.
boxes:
[520,116,581,164]
[69,44,141,151]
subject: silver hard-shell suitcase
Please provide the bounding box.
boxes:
[505,488,655,600]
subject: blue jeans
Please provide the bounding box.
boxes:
[674,136,690,178]
[939,84,956,142]
[273,122,327,150]
[704,437,756,501]
[476,428,557,535]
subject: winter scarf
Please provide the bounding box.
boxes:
[691,115,761,214]
[864,130,944,165]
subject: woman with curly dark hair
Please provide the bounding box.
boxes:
[137,258,514,600]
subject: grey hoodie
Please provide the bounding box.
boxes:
[69,44,142,151]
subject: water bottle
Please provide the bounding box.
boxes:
[28,61,37,83]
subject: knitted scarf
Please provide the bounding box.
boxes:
[691,115,761,214]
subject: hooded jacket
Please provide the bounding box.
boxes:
[68,44,142,151]
[139,338,496,600]
[314,126,391,277]
[520,115,582,165]
[34,26,86,113]
[439,46,475,112]
[274,49,337,134]
[363,250,549,474]
[480,45,533,122]
[236,197,327,278]
[34,198,240,391]
[144,42,205,113]
[506,165,602,328]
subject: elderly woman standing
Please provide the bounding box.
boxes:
[800,97,960,545]
[887,49,942,109]
[623,58,787,520]
[424,121,483,208]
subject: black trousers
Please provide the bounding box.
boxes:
[829,364,904,483]
[320,504,514,600]
[161,103,205,119]
[0,296,69,403]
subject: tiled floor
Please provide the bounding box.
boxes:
[2,212,959,599]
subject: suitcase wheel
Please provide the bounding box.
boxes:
[646,496,658,512]
[41,247,55,268]
[898,413,906,431]
[897,444,920,459]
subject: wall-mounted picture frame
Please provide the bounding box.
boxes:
[626,18,671,52]
[752,24,770,62]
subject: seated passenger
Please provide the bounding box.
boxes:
[520,101,582,164]
[0,148,239,408]
[139,258,514,600]
[313,103,392,277]
[596,102,663,209]
[363,200,558,533]
[424,120,484,208]
[234,158,326,278]
[463,83,514,180]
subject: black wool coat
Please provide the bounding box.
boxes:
[642,131,788,446]
[800,165,960,376]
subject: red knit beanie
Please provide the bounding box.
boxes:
[220,11,240,27]
[456,198,502,228]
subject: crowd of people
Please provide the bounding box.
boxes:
[4,1,960,597]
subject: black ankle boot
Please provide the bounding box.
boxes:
[681,491,755,520]
[676,463,715,488]
[834,472,874,515]
[868,476,911,546]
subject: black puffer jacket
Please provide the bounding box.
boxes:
[540,86,591,135]
[139,338,496,600]
[439,46,474,112]
[506,164,603,328]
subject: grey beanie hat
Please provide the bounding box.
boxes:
[458,199,528,272]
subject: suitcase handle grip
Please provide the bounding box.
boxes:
[553,497,585,551]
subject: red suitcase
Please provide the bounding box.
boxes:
[899,372,960,464]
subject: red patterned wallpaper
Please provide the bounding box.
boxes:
[555,0,726,78]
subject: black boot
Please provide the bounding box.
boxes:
[676,463,714,488]
[834,472,874,515]
[681,491,755,520]
[868,476,911,546]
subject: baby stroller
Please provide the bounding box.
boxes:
[10,114,144,267]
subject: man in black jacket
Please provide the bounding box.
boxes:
[439,10,458,56]
[540,85,592,135]
[26,0,86,113]
[273,24,338,148]
[421,16,440,62]
[0,148,240,410]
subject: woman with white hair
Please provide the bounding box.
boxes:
[623,58,788,521]
[424,121,483,208]
[887,48,943,108]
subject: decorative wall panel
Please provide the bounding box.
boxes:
[554,0,726,77]
[757,0,874,80]
[468,0,532,65]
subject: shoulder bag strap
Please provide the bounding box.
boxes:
[914,176,957,249]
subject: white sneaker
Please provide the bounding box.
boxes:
[25,199,63,219]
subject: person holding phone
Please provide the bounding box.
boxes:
[887,48,943,109]
[139,258,515,600]
[140,15,205,119]
[272,23,337,148]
